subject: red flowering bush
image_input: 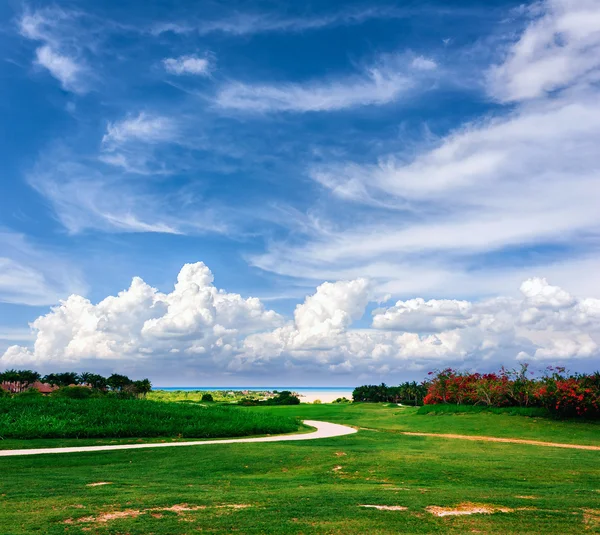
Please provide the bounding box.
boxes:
[534,368,600,417]
[424,365,600,418]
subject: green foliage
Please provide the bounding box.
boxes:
[42,372,80,387]
[313,399,322,404]
[107,373,133,391]
[332,397,351,403]
[201,393,214,402]
[263,390,300,405]
[353,382,427,405]
[16,388,43,398]
[51,386,93,399]
[133,379,152,397]
[0,369,41,392]
[80,372,108,390]
[239,391,301,406]
[0,397,300,439]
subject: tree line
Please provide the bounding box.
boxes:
[353,365,600,418]
[352,382,427,405]
[0,369,151,398]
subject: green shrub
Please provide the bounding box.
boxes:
[51,386,93,399]
[17,388,43,398]
[353,382,427,404]
[201,393,214,402]
[264,391,300,405]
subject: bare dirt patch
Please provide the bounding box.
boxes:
[335,452,347,457]
[515,495,538,500]
[583,509,600,527]
[360,505,408,511]
[86,482,112,487]
[426,503,513,517]
[160,504,207,513]
[65,503,252,524]
[73,510,141,523]
[332,465,343,472]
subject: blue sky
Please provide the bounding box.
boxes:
[1,0,600,385]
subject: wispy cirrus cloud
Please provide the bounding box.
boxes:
[34,45,82,91]
[27,143,226,236]
[99,113,182,175]
[487,0,600,102]
[249,0,600,299]
[102,113,179,146]
[151,6,414,36]
[0,230,86,306]
[18,7,90,93]
[215,55,437,113]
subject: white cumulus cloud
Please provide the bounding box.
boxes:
[163,55,210,75]
[3,264,597,379]
[1,262,282,369]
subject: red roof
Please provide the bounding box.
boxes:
[30,381,58,394]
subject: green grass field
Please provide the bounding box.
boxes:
[0,397,300,440]
[1,403,599,534]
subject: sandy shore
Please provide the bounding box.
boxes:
[299,391,353,403]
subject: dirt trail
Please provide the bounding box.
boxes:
[402,431,600,451]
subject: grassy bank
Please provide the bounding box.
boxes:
[416,403,551,417]
[0,397,300,439]
[1,403,599,534]
[256,402,600,445]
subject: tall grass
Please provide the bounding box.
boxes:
[0,397,300,439]
[416,404,550,417]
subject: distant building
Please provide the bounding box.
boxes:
[29,382,60,395]
[0,381,59,395]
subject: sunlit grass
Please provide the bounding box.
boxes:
[1,403,599,534]
[0,397,300,439]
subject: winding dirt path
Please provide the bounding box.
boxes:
[402,431,600,450]
[0,420,356,457]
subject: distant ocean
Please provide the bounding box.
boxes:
[154,387,354,393]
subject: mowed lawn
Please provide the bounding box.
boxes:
[1,404,599,534]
